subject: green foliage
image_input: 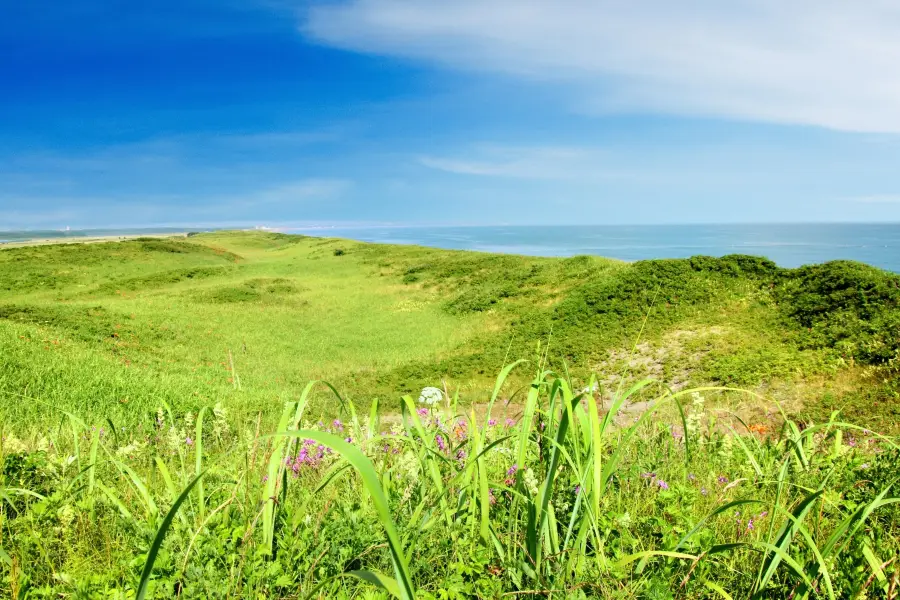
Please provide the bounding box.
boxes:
[776,260,900,367]
[195,278,302,304]
[91,266,230,296]
[1,368,898,598]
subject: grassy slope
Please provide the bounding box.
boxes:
[1,230,897,431]
[2,231,900,598]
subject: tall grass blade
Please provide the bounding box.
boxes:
[261,401,295,556]
[195,406,208,523]
[755,489,824,597]
[274,430,416,600]
[484,359,527,426]
[704,580,734,600]
[135,471,205,600]
[346,570,401,598]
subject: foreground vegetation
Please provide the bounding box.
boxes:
[1,231,899,596]
[2,365,898,598]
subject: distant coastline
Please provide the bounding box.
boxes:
[4,223,899,272]
[291,222,900,273]
[0,229,198,248]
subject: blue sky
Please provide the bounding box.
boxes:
[2,1,900,228]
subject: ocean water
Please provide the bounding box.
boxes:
[294,223,900,273]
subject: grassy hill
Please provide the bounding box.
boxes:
[1,230,897,430]
[2,231,899,598]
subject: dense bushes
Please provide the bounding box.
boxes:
[776,261,900,367]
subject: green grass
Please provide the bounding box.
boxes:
[1,230,899,597]
[2,364,898,598]
[1,230,898,428]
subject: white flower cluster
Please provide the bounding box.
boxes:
[116,439,147,458]
[1,433,28,454]
[212,402,229,438]
[522,467,540,497]
[719,433,734,461]
[580,381,599,395]
[686,392,705,438]
[418,386,443,407]
[157,407,189,454]
[396,450,420,504]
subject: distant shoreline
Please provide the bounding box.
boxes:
[3,224,899,272]
[0,231,195,249]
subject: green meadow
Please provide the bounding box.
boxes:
[1,231,898,598]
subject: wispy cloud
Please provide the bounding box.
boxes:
[418,145,621,180]
[305,1,900,133]
[851,194,900,204]
[0,178,352,229]
[228,178,351,206]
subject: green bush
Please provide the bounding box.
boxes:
[777,261,900,366]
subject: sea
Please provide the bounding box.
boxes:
[291,223,900,273]
[3,224,898,273]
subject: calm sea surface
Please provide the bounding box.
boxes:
[293,224,900,273]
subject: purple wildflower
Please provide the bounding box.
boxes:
[504,418,515,428]
[185,437,194,446]
[701,487,708,496]
[417,408,428,418]
[507,464,519,477]
[488,418,497,427]
[746,519,754,531]
[435,434,447,452]
[332,419,344,432]
[717,475,729,485]
[657,479,669,491]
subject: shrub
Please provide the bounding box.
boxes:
[776,261,900,366]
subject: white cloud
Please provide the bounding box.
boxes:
[0,179,351,229]
[418,145,621,180]
[851,194,900,204]
[304,1,900,132]
[242,179,350,205]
